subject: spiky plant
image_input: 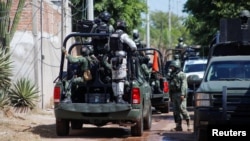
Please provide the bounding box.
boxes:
[9,78,39,111]
[0,47,12,90]
[0,90,9,109]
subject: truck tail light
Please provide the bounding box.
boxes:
[54,86,61,103]
[163,81,169,93]
[132,88,140,104]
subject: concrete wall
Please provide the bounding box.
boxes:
[9,0,72,109]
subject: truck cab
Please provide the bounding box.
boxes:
[189,12,250,141]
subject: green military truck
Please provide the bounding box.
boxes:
[53,32,152,137]
[189,12,250,141]
[140,48,170,113]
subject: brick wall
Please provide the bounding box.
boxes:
[10,0,61,35]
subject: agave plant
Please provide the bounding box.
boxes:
[9,78,39,111]
[0,90,9,108]
[0,47,12,90]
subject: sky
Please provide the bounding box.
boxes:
[148,0,187,16]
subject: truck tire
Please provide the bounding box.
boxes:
[143,103,152,130]
[71,120,83,129]
[56,119,70,136]
[160,102,170,113]
[131,112,143,136]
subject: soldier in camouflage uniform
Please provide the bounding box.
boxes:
[168,60,191,131]
[61,47,91,103]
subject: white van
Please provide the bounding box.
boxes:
[182,58,207,106]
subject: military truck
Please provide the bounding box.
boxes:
[53,32,152,137]
[189,11,250,141]
[138,48,170,113]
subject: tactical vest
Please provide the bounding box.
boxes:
[109,31,125,52]
[169,73,182,93]
[95,22,110,34]
[92,22,110,53]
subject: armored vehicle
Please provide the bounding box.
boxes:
[53,32,152,137]
[189,11,250,141]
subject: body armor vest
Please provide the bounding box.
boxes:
[109,31,126,53]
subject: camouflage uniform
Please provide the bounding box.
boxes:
[169,60,191,131]
[62,47,90,103]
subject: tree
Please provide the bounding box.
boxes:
[145,11,191,62]
[70,0,147,33]
[0,0,25,50]
[0,0,27,108]
[183,0,250,46]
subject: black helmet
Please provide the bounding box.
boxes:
[132,29,139,40]
[169,60,181,69]
[240,10,250,18]
[116,20,127,31]
[81,46,90,56]
[99,11,111,23]
[178,37,183,42]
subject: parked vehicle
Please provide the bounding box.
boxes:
[53,32,152,137]
[189,14,250,141]
[183,58,207,106]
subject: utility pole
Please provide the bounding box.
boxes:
[40,0,44,109]
[168,0,172,48]
[87,0,94,20]
[61,0,64,44]
[146,0,150,48]
[32,0,38,88]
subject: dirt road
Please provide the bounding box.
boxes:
[0,107,194,141]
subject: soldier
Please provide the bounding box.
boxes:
[109,20,137,103]
[61,46,91,103]
[168,60,191,131]
[176,37,187,48]
[140,55,151,80]
[91,11,114,83]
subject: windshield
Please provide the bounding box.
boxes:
[205,61,250,81]
[184,63,207,73]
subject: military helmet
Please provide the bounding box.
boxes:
[99,11,111,23]
[178,37,183,42]
[240,10,250,18]
[132,29,139,40]
[81,46,90,56]
[169,60,181,69]
[116,20,127,31]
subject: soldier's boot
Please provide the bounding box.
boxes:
[62,91,72,103]
[186,119,192,132]
[116,95,127,104]
[171,121,183,131]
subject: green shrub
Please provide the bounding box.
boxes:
[9,78,39,110]
[0,47,12,91]
[0,90,9,108]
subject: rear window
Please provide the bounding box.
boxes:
[184,63,207,73]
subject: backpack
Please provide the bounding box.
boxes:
[109,31,125,52]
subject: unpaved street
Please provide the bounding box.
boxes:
[0,107,194,141]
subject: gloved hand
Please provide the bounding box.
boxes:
[180,95,185,101]
[62,47,68,55]
[62,47,67,53]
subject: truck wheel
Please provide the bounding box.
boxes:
[160,102,170,113]
[56,119,70,136]
[195,128,207,141]
[71,120,83,129]
[143,103,152,130]
[131,112,143,136]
